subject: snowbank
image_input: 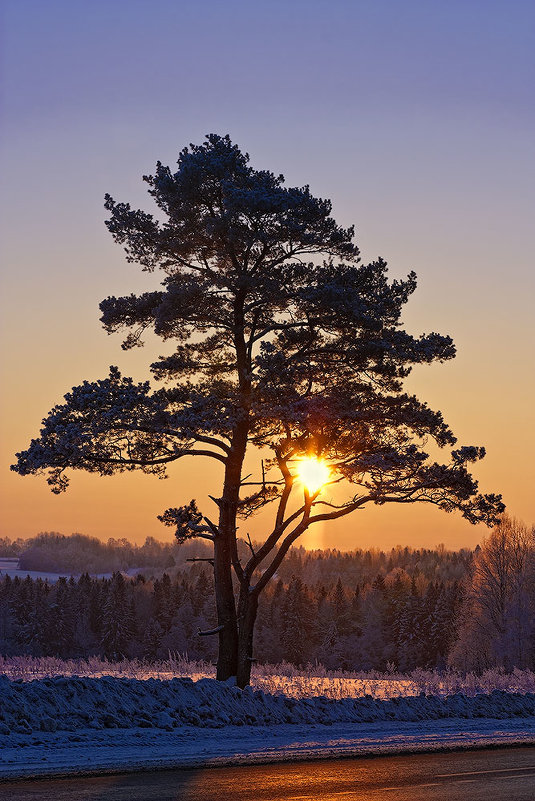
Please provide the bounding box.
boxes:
[2,720,535,780]
[1,675,535,738]
[0,677,534,780]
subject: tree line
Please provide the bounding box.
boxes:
[0,532,177,573]
[1,519,532,672]
[0,564,460,670]
[0,531,471,583]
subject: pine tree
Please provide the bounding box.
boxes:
[13,134,504,684]
[101,573,135,659]
[280,576,314,665]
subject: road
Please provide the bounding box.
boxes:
[1,747,534,800]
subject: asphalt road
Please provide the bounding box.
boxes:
[1,747,534,801]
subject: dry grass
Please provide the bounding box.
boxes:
[2,654,534,698]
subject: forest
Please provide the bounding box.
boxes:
[0,518,533,674]
[0,532,176,572]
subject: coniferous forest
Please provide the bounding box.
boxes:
[0,519,533,674]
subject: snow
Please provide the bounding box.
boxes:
[1,675,535,732]
[3,656,535,698]
[0,558,69,584]
[0,557,145,583]
[1,720,534,780]
[0,675,534,779]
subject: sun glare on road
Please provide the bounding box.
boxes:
[296,457,331,494]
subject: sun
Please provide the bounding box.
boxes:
[295,456,331,495]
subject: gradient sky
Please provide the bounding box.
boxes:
[1,0,534,551]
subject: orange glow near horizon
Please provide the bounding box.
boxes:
[295,457,331,495]
[1,1,534,551]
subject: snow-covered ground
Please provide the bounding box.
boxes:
[0,558,145,583]
[1,719,534,780]
[0,674,534,779]
[0,558,70,584]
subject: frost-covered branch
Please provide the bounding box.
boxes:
[158,500,216,543]
[11,368,230,491]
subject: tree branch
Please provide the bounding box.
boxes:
[253,498,313,595]
[86,448,227,466]
[198,625,224,636]
[193,434,231,454]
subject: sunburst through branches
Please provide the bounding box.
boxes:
[295,456,331,495]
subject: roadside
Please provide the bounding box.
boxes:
[1,718,534,781]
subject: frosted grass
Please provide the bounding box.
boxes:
[1,654,534,698]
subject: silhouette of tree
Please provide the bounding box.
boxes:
[12,135,504,685]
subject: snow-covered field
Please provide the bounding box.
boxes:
[0,662,534,779]
[0,558,143,583]
[0,558,71,584]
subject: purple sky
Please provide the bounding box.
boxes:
[1,0,534,549]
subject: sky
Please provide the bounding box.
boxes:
[1,0,534,551]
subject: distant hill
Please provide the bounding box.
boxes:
[0,532,474,584]
[0,532,185,574]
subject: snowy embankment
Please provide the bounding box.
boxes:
[2,675,535,736]
[1,674,534,779]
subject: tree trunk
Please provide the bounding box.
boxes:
[236,585,259,688]
[214,288,251,682]
[213,531,238,680]
[214,421,249,681]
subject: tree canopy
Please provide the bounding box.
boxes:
[12,134,504,685]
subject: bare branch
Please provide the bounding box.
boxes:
[246,532,256,558]
[193,434,231,454]
[230,533,244,583]
[193,532,216,542]
[180,449,228,463]
[87,448,227,465]
[198,625,224,636]
[239,480,284,486]
[306,496,375,525]
[202,515,220,536]
[253,499,313,595]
